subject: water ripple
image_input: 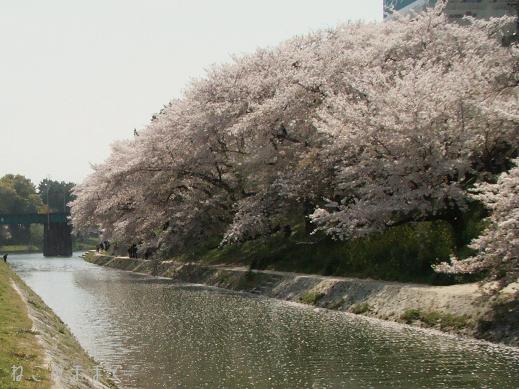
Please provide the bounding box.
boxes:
[10,253,519,389]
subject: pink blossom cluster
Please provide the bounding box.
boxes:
[71,5,518,277]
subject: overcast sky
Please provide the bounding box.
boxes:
[0,0,382,185]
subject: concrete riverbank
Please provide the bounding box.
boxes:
[0,261,118,388]
[84,251,518,347]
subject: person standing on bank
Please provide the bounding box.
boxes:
[3,254,7,263]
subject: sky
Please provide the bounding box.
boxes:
[0,0,382,186]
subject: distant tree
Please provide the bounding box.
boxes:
[38,179,75,213]
[0,175,43,214]
[0,175,44,244]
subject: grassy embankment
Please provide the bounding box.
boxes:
[0,262,51,388]
[181,204,488,285]
[1,261,118,388]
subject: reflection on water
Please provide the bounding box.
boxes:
[10,253,519,388]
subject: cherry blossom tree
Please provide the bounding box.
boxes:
[434,159,519,287]
[70,5,518,260]
[310,11,518,240]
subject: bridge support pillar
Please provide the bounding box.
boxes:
[43,222,73,257]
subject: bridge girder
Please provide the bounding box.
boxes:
[0,213,72,257]
[0,213,69,225]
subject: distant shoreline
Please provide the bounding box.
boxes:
[1,245,96,255]
[0,245,42,254]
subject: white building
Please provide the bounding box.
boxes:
[383,0,433,19]
[384,0,516,22]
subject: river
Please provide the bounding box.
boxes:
[9,253,519,388]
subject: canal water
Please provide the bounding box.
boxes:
[9,253,519,388]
